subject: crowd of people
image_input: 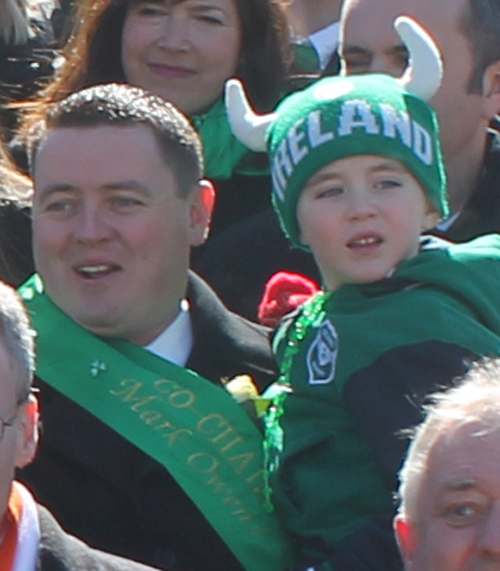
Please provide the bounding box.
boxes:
[1,1,500,571]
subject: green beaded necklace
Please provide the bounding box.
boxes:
[263,290,329,508]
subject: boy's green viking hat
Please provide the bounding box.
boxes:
[226,17,449,248]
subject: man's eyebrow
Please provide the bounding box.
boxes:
[102,181,152,195]
[36,183,76,199]
[340,45,373,56]
[388,44,409,56]
[442,478,478,492]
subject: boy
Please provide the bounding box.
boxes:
[226,17,500,571]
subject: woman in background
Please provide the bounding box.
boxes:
[20,0,290,235]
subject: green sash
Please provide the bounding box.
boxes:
[20,275,294,571]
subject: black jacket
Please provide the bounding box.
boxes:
[437,128,500,242]
[37,505,159,571]
[21,273,277,571]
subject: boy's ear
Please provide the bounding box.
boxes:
[481,60,500,120]
[422,208,442,232]
[394,514,418,569]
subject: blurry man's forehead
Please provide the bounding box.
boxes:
[342,0,463,37]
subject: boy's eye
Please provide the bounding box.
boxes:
[341,54,372,75]
[374,179,402,190]
[316,186,344,199]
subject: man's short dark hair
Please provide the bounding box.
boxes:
[461,0,500,93]
[28,83,204,196]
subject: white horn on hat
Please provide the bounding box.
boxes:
[225,79,276,152]
[395,16,443,101]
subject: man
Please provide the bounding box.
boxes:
[395,359,500,570]
[286,0,343,75]
[339,0,500,241]
[18,84,291,571]
[0,279,163,570]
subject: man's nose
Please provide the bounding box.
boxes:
[477,502,500,561]
[73,205,113,243]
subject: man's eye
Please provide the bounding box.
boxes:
[112,196,143,208]
[443,503,481,526]
[45,201,72,213]
[394,52,410,72]
[342,56,372,75]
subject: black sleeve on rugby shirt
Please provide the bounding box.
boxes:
[289,514,402,571]
[289,342,479,571]
[343,340,478,491]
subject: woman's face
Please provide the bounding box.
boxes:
[122,0,242,116]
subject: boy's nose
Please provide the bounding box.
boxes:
[346,191,377,220]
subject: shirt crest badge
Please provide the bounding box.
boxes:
[306,319,338,385]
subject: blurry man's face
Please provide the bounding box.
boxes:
[339,0,487,163]
[0,342,37,539]
[396,422,500,571]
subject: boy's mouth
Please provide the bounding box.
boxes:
[347,234,384,249]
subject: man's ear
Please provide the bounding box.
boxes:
[188,179,216,247]
[394,514,418,569]
[482,60,500,120]
[15,396,39,469]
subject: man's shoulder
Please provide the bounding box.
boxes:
[37,504,158,571]
[186,272,278,390]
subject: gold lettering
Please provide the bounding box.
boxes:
[246,469,265,495]
[130,396,160,412]
[169,390,195,409]
[139,410,163,425]
[109,379,159,411]
[162,428,193,447]
[207,473,231,495]
[154,379,181,393]
[197,414,225,434]
[188,452,219,473]
[228,452,256,474]
[210,426,244,453]
[153,419,175,431]
[110,378,143,397]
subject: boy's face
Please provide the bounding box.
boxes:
[297,155,441,291]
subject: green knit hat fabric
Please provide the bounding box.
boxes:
[268,74,449,248]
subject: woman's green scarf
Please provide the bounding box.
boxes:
[193,98,268,180]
